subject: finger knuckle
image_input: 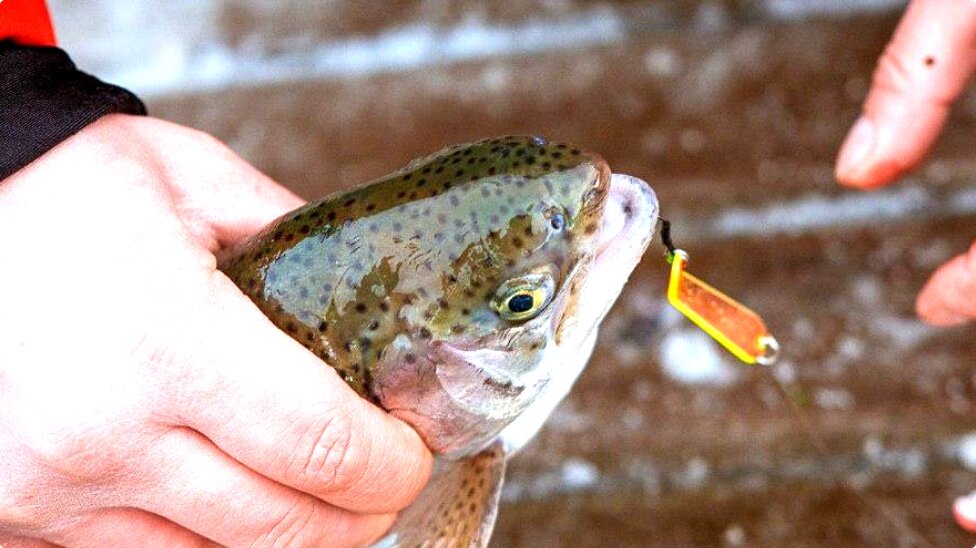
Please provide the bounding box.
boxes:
[874,43,916,93]
[288,411,368,494]
[20,404,146,486]
[182,127,237,159]
[873,40,953,108]
[0,480,47,533]
[253,499,318,548]
[30,429,121,482]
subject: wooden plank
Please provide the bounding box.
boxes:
[150,15,976,213]
[142,11,976,546]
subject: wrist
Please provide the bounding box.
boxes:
[0,41,147,182]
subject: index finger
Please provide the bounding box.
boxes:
[159,274,433,514]
[835,0,976,188]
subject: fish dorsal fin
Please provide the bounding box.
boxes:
[374,439,506,548]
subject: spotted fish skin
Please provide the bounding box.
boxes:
[219,136,610,456]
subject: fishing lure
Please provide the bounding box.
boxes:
[659,220,779,366]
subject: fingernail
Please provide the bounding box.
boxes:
[836,116,876,184]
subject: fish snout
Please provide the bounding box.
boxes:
[595,174,659,259]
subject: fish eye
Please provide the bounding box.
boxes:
[492,274,555,322]
[507,293,535,313]
[549,214,565,231]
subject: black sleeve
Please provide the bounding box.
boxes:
[0,40,147,180]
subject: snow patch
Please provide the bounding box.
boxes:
[63,7,626,97]
[814,387,854,410]
[711,186,934,238]
[659,328,739,386]
[560,458,600,490]
[955,433,976,471]
[762,0,904,19]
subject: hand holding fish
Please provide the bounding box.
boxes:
[0,115,432,547]
[835,0,976,325]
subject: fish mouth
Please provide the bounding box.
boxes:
[595,174,659,263]
[558,173,657,342]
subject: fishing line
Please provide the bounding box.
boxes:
[653,215,932,546]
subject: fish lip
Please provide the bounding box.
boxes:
[595,174,659,260]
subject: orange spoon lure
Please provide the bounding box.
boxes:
[660,220,779,366]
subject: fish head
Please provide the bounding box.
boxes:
[371,137,658,457]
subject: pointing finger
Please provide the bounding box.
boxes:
[89,115,306,248]
[836,0,976,188]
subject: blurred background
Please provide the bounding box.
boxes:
[51,1,976,545]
